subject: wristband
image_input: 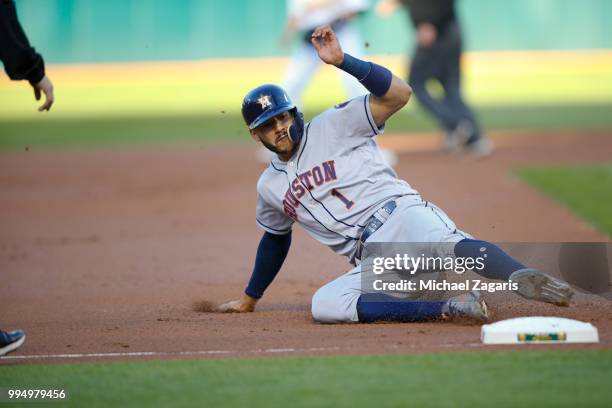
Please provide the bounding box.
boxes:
[338,53,393,97]
[338,53,371,81]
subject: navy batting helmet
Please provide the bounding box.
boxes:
[241,84,304,144]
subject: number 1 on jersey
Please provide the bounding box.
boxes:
[331,188,354,209]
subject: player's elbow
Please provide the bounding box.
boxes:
[398,82,412,106]
[385,80,411,110]
[387,82,411,112]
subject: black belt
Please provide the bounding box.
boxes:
[355,200,397,260]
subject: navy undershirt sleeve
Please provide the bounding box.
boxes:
[244,231,292,299]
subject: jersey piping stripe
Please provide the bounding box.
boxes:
[296,122,309,164]
[270,161,288,174]
[363,95,378,136]
[256,218,291,234]
[426,201,453,232]
[296,125,365,229]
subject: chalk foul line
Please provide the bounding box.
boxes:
[0,346,348,361]
[0,342,484,361]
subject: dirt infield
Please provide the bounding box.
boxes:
[1,130,611,364]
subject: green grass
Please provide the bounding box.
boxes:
[0,113,247,151]
[384,102,612,133]
[0,350,610,407]
[516,164,612,237]
[2,53,612,121]
[1,52,612,150]
[1,103,612,151]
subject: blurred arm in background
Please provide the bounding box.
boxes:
[0,0,54,111]
[376,0,453,47]
[401,0,456,48]
[279,16,300,49]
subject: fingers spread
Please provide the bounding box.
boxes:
[214,304,228,312]
[214,300,242,313]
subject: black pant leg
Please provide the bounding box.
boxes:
[409,42,458,131]
[438,22,482,143]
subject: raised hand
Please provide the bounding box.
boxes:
[311,25,344,66]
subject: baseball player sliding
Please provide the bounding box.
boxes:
[216,25,573,323]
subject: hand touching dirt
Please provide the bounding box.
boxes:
[215,294,258,313]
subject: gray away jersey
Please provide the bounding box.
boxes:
[256,94,419,260]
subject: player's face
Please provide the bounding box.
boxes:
[251,111,295,157]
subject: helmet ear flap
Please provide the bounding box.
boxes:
[289,109,304,145]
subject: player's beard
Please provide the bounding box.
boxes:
[261,130,295,156]
[260,138,285,154]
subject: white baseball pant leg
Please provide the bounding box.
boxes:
[311,196,470,323]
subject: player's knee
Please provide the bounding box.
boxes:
[311,287,359,324]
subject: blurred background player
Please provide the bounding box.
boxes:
[0,0,54,111]
[377,0,492,157]
[281,0,369,106]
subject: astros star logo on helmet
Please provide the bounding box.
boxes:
[257,95,272,109]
